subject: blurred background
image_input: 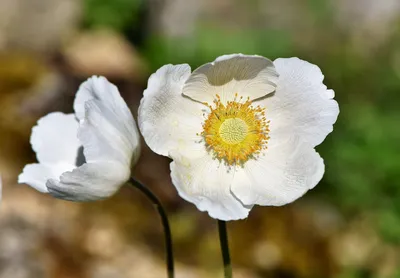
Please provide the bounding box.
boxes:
[0,0,399,277]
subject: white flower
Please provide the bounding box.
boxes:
[138,54,339,221]
[19,76,140,201]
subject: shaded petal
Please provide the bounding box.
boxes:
[74,76,133,123]
[259,57,339,147]
[170,148,251,221]
[182,54,278,104]
[231,136,324,206]
[138,64,206,156]
[79,100,139,166]
[18,163,75,193]
[30,112,80,164]
[76,76,140,167]
[46,161,130,201]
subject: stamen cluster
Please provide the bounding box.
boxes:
[200,94,270,165]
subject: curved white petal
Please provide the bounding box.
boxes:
[259,57,339,147]
[18,163,76,193]
[231,136,324,206]
[30,112,80,164]
[46,161,130,201]
[79,100,137,166]
[49,77,141,201]
[74,76,132,122]
[76,76,140,167]
[138,64,206,157]
[170,148,251,221]
[19,112,79,193]
[182,54,278,105]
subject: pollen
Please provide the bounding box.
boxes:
[200,94,270,165]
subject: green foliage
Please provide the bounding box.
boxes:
[144,26,293,71]
[307,0,334,25]
[379,209,400,244]
[83,0,142,31]
[334,269,365,278]
[392,269,400,278]
[318,37,400,244]
[324,104,400,206]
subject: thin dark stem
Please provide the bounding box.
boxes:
[128,177,174,278]
[218,220,232,278]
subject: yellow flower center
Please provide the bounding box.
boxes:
[219,118,248,144]
[200,94,270,165]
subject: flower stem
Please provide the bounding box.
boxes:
[218,220,232,278]
[128,177,174,278]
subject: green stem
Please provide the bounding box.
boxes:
[218,220,232,278]
[128,177,174,278]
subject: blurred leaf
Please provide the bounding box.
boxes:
[144,26,293,71]
[378,209,400,244]
[83,0,142,31]
[307,0,334,25]
[334,268,366,278]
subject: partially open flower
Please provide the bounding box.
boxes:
[139,54,339,221]
[19,76,140,201]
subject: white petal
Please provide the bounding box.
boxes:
[74,76,133,122]
[46,161,130,201]
[47,76,140,201]
[79,100,139,166]
[170,148,251,221]
[18,163,75,193]
[76,76,140,167]
[138,64,206,157]
[260,57,339,147]
[231,136,324,206]
[182,54,278,104]
[30,112,80,164]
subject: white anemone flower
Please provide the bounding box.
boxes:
[138,54,339,221]
[19,76,140,201]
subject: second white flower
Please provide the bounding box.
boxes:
[19,76,140,201]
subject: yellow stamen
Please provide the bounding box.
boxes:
[200,94,270,165]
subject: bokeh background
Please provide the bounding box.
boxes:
[0,0,399,277]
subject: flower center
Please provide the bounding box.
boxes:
[200,94,270,165]
[219,118,248,144]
